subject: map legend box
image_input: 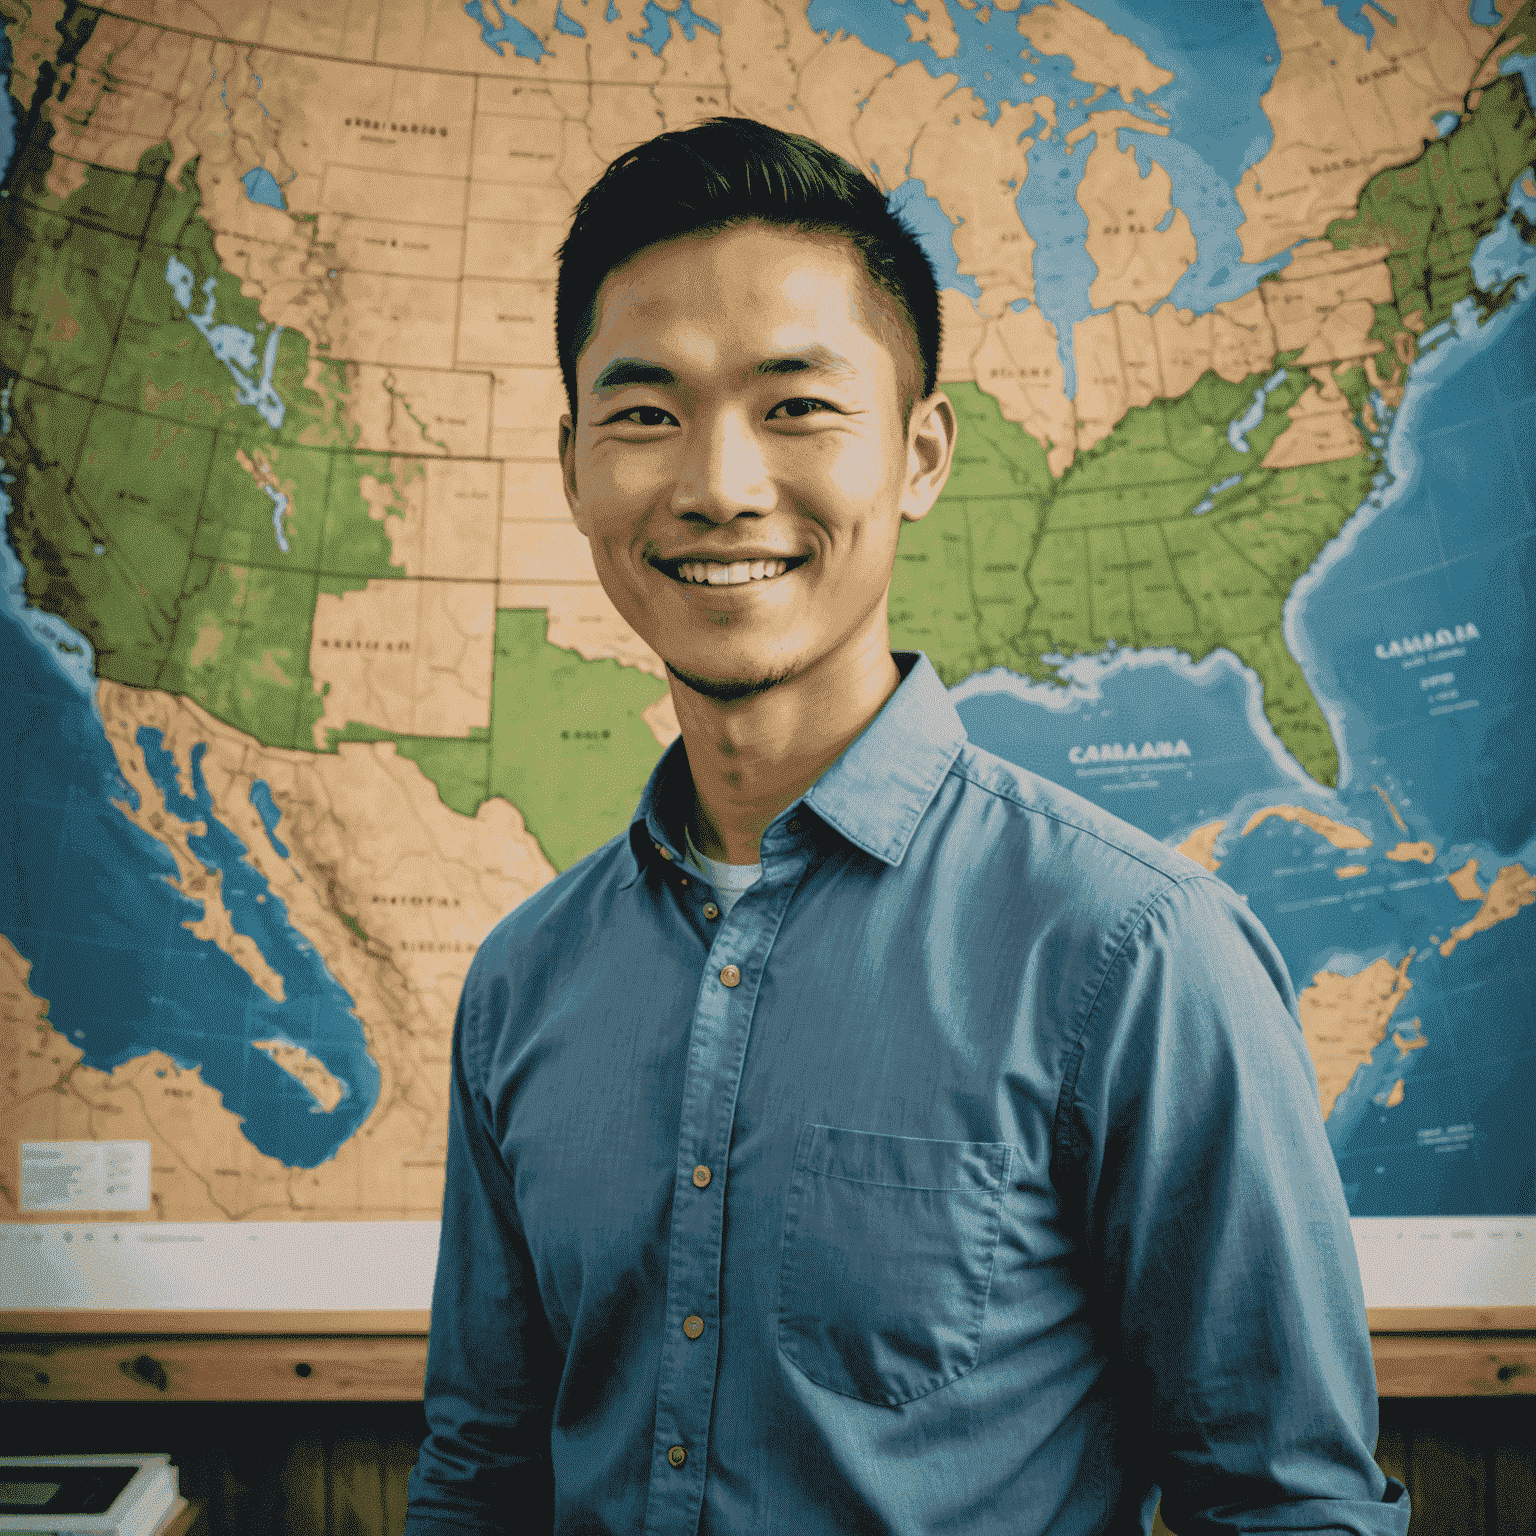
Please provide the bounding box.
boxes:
[20,1143,152,1213]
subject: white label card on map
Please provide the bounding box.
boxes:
[20,1141,151,1212]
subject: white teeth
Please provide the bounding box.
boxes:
[675,558,789,585]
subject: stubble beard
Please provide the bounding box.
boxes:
[664,658,799,703]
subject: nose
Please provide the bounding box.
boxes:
[670,407,776,521]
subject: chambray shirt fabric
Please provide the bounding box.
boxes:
[404,651,1410,1536]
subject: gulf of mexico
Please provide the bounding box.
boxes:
[952,646,1310,843]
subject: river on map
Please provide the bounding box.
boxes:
[0,492,380,1168]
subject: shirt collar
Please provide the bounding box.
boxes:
[621,651,967,885]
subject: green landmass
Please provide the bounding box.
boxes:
[329,614,672,870]
[895,58,1536,789]
[0,112,668,869]
[330,722,492,820]
[891,371,1370,787]
[0,136,406,749]
[486,610,670,871]
[1327,37,1536,377]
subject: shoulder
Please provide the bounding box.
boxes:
[935,738,1214,915]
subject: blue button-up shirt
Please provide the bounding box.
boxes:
[405,652,1409,1536]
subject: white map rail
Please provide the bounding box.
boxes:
[0,1218,1529,1313]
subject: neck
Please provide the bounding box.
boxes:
[672,626,902,865]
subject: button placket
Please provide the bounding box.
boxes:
[641,850,808,1536]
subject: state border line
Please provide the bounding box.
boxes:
[88,4,741,88]
[5,372,566,466]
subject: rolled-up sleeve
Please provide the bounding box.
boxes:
[405,977,559,1535]
[1064,875,1411,1536]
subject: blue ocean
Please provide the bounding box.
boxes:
[0,513,381,1166]
[958,188,1536,1216]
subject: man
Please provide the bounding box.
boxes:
[405,118,1410,1535]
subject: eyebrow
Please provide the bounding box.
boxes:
[590,346,858,396]
[592,358,678,394]
[752,345,857,381]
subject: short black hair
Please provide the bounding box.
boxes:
[555,116,941,421]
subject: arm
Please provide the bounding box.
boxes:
[1064,876,1410,1536]
[404,982,560,1535]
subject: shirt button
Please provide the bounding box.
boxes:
[692,1164,711,1188]
[682,1314,704,1339]
[667,1445,687,1468]
[719,964,741,987]
[678,876,689,887]
[703,901,720,921]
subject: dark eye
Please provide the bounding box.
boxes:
[607,405,675,427]
[768,398,830,420]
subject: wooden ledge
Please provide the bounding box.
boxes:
[2,1332,1533,1401]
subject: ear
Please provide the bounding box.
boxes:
[899,390,958,524]
[559,414,588,535]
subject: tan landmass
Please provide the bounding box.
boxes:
[188,617,223,671]
[1386,841,1437,864]
[1258,241,1394,360]
[102,723,286,1002]
[1072,289,1275,455]
[1299,952,1414,1119]
[853,60,965,194]
[1074,237,1396,458]
[1373,782,1409,831]
[1062,108,1168,152]
[491,367,567,460]
[1242,805,1373,849]
[310,578,497,745]
[1439,864,1536,958]
[908,96,1040,316]
[1175,819,1226,872]
[642,691,683,750]
[1262,368,1366,469]
[1073,117,1193,310]
[1448,858,1484,901]
[33,680,558,1220]
[1015,0,1174,104]
[356,458,497,582]
[343,365,493,460]
[455,276,559,369]
[938,288,990,382]
[903,0,961,59]
[1393,1028,1429,1061]
[973,305,1076,476]
[1234,0,1499,262]
[1380,1078,1405,1108]
[251,1039,346,1113]
[1336,865,1369,879]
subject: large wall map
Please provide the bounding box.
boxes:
[2,0,1532,1310]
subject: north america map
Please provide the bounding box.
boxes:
[2,0,1533,1293]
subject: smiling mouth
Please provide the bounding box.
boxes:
[652,555,809,587]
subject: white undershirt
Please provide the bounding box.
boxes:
[683,823,761,917]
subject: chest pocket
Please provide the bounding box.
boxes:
[777,1123,1012,1407]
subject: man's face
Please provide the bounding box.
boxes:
[560,222,954,700]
